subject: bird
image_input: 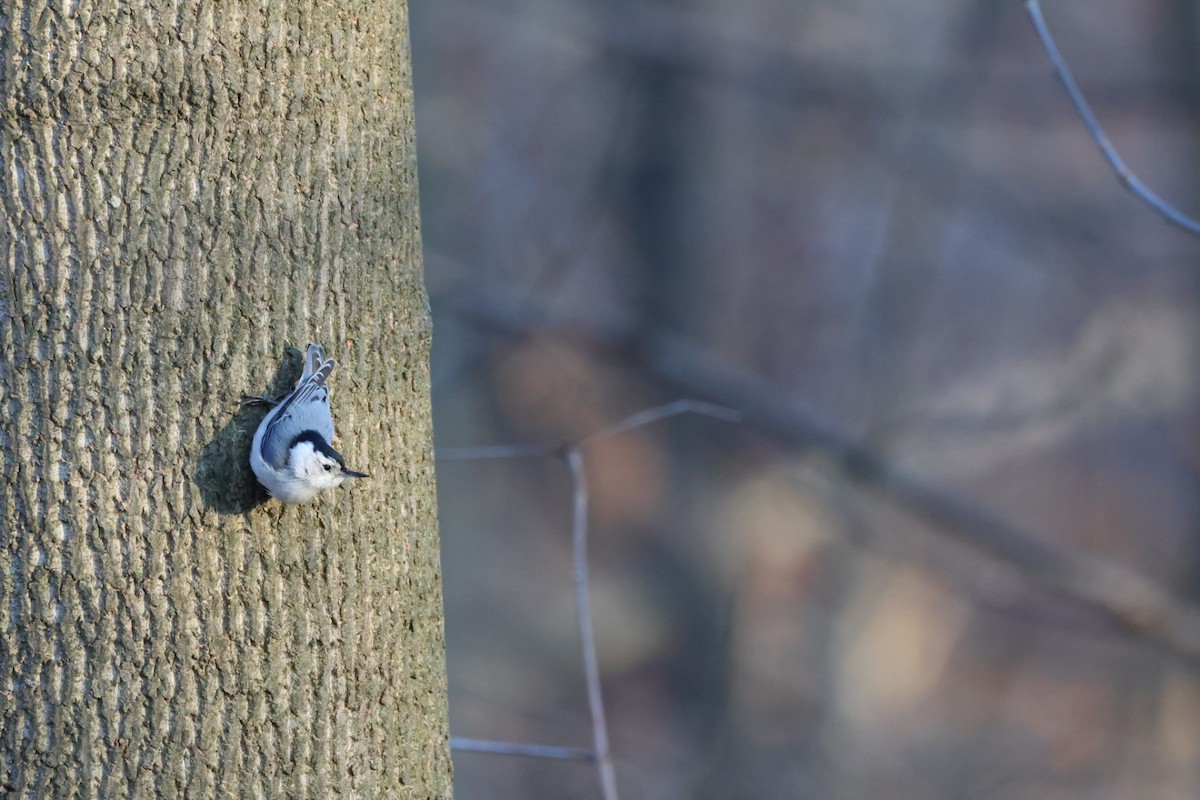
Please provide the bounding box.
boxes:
[246,342,368,504]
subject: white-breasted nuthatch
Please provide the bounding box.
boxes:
[247,342,368,504]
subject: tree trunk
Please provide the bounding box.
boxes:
[0,2,450,798]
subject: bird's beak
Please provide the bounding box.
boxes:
[343,469,369,479]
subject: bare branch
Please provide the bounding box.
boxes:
[565,446,621,800]
[1025,0,1200,237]
[645,331,1200,668]
[438,399,741,792]
[559,448,619,800]
[436,400,740,460]
[437,444,556,461]
[450,738,596,761]
[439,285,1200,669]
[580,399,743,444]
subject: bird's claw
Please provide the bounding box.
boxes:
[238,392,284,407]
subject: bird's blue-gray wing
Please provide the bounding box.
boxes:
[259,358,337,468]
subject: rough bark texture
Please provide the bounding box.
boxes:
[0,2,450,798]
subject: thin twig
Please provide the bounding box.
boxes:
[438,399,740,790]
[566,446,621,800]
[438,400,741,462]
[437,443,556,461]
[450,737,596,761]
[580,399,742,444]
[1025,0,1200,237]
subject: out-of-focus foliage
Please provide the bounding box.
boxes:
[412,0,1200,797]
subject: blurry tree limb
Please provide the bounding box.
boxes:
[646,332,1200,667]
[1026,0,1200,238]
[439,282,1200,669]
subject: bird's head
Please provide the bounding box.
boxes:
[287,431,369,493]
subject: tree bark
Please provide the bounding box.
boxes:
[0,2,450,798]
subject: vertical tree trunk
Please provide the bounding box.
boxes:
[0,2,450,798]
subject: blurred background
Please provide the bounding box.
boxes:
[410,0,1200,797]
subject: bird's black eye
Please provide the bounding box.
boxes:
[323,463,332,472]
